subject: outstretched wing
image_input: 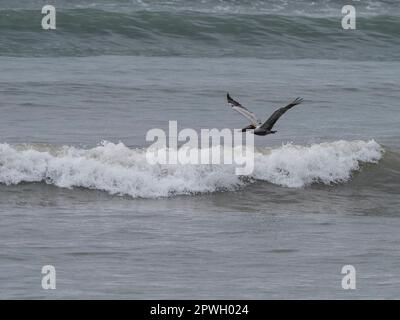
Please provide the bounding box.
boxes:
[260,97,303,130]
[227,93,260,126]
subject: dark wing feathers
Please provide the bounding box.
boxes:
[227,93,242,108]
[227,93,260,126]
[260,97,303,131]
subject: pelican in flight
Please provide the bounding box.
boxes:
[226,93,303,136]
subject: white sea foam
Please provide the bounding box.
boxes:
[0,140,383,198]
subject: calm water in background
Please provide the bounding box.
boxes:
[0,0,400,299]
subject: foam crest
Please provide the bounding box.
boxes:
[0,140,383,198]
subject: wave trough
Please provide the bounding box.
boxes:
[0,140,383,198]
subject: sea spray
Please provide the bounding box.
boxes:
[0,140,384,198]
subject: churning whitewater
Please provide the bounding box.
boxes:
[0,140,383,198]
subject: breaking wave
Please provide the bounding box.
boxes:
[0,140,384,198]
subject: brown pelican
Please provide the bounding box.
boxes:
[227,93,303,136]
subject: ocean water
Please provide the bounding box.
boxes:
[0,0,400,299]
